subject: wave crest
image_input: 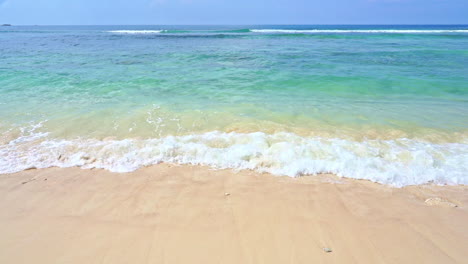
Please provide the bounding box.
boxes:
[251,29,468,34]
[105,29,468,36]
[107,30,163,34]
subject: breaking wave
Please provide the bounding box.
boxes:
[250,29,468,34]
[106,29,468,35]
[107,30,163,34]
[1,123,467,187]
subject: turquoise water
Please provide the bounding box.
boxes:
[1,25,467,186]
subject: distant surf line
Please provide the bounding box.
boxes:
[106,29,468,35]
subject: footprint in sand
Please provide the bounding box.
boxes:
[424,197,458,208]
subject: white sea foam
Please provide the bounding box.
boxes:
[1,127,467,187]
[107,30,163,34]
[105,29,468,35]
[250,29,468,34]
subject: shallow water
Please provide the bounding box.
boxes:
[1,25,467,186]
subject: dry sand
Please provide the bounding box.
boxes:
[0,164,467,264]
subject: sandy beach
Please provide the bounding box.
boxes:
[0,164,467,264]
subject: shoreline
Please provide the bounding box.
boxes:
[3,164,468,189]
[3,129,467,186]
[1,164,467,263]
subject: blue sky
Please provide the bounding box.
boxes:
[0,0,467,25]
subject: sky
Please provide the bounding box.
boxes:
[0,0,467,25]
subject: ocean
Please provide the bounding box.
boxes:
[0,25,467,186]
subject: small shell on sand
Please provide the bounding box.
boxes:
[424,197,458,208]
[323,247,332,253]
[224,192,230,196]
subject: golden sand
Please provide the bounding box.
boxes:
[0,164,467,263]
